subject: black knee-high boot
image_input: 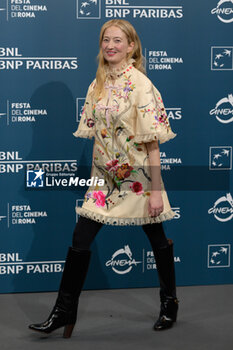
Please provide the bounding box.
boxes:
[152,239,179,330]
[28,247,91,338]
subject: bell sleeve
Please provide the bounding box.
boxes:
[73,80,96,139]
[134,79,177,144]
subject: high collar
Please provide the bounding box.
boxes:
[104,58,135,80]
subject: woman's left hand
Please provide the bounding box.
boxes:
[148,192,164,217]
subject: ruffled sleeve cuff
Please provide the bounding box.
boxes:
[73,129,95,140]
[134,129,177,144]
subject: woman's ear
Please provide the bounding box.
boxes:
[128,41,135,53]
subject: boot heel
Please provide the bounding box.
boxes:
[63,324,75,338]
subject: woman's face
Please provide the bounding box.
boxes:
[101,25,134,69]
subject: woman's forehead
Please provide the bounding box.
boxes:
[103,26,126,38]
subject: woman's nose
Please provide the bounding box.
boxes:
[106,40,114,49]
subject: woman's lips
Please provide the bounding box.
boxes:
[106,51,117,56]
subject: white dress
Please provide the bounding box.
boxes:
[73,59,177,225]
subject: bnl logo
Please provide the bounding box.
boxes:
[77,0,101,19]
[211,47,233,70]
[26,169,45,188]
[208,244,231,268]
[209,146,232,170]
[76,98,85,122]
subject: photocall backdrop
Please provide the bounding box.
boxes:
[0,0,232,294]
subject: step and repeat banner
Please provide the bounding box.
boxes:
[0,1,232,293]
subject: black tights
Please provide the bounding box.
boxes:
[72,215,169,251]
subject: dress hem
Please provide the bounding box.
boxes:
[75,207,175,226]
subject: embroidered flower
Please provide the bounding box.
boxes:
[130,181,144,195]
[106,159,119,172]
[92,191,106,207]
[115,163,133,180]
[87,118,94,128]
[101,128,107,138]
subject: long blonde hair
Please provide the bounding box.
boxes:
[93,19,145,99]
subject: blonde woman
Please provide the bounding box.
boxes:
[29,19,179,338]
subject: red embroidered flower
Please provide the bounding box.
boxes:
[106,159,119,172]
[115,163,133,180]
[87,118,95,128]
[130,181,144,195]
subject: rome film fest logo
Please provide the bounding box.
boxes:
[0,101,48,124]
[0,203,48,226]
[0,0,48,20]
[208,193,233,222]
[209,94,233,123]
[105,245,142,274]
[211,0,233,23]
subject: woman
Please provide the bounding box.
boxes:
[29,19,179,338]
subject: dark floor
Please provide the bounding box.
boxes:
[0,284,233,350]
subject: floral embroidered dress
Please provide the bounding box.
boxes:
[73,59,177,225]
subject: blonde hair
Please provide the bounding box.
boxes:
[93,19,145,99]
